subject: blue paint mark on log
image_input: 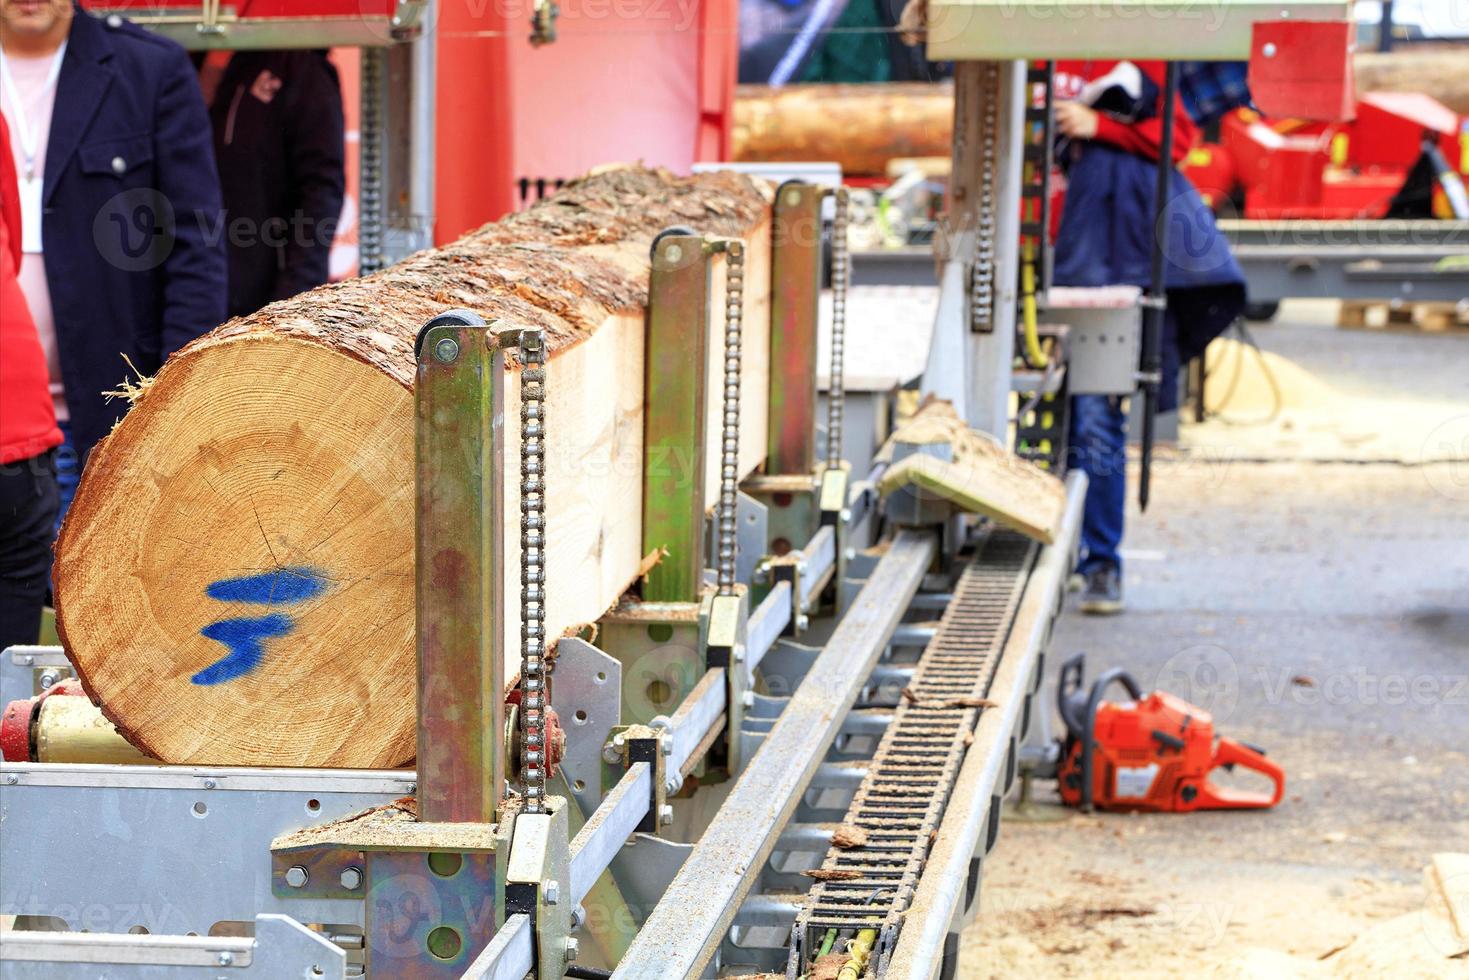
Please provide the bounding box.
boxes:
[205,567,329,605]
[193,614,295,685]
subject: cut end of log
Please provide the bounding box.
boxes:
[56,338,418,768]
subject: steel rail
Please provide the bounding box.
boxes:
[612,529,937,980]
[667,668,727,778]
[886,472,1085,979]
[568,762,652,907]
[745,580,793,679]
[460,913,533,980]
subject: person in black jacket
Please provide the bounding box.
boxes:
[200,50,345,319]
[3,2,227,500]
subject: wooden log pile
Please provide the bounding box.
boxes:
[54,166,773,768]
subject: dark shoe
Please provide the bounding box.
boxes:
[1080,565,1123,615]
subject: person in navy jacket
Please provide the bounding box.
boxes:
[1,0,227,524]
[1051,60,1246,615]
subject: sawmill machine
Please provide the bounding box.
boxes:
[0,2,1355,978]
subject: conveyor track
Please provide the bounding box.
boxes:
[791,529,1036,972]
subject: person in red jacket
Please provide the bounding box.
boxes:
[0,110,62,649]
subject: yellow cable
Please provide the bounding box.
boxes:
[837,929,878,980]
[1020,241,1048,368]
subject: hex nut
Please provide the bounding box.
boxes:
[565,937,580,962]
[543,879,560,906]
[659,804,674,826]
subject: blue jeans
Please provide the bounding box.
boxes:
[1067,394,1126,574]
[54,421,80,539]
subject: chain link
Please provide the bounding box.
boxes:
[358,49,385,275]
[969,62,1001,331]
[716,241,744,597]
[518,329,548,814]
[826,187,850,470]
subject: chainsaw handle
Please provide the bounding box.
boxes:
[1196,737,1285,809]
[1078,668,1143,813]
[1056,653,1087,737]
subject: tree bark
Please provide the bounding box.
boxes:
[54,166,773,769]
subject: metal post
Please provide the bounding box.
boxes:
[767,182,823,475]
[924,60,1026,439]
[643,231,712,603]
[1139,62,1180,512]
[415,310,506,824]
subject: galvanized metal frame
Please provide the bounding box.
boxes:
[767,182,824,476]
[614,529,937,979]
[643,233,714,603]
[0,914,348,978]
[0,763,412,934]
[415,315,511,825]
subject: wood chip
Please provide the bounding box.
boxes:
[802,868,864,881]
[831,826,869,849]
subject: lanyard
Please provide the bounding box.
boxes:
[0,40,68,181]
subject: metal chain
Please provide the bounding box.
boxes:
[969,62,1001,331]
[358,48,385,275]
[716,241,745,597]
[518,329,548,813]
[826,187,850,470]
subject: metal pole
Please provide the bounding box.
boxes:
[1139,62,1180,513]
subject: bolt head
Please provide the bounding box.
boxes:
[543,879,560,905]
[433,336,460,363]
[4,774,17,786]
[38,671,58,689]
[741,690,756,709]
[285,865,310,889]
[796,613,810,632]
[565,937,580,962]
[203,778,217,790]
[664,243,683,263]
[218,951,234,966]
[602,744,622,765]
[19,655,33,666]
[340,867,363,891]
[1262,42,1277,57]
[659,804,674,826]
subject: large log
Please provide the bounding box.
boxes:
[1355,45,1469,116]
[54,167,772,769]
[733,56,1469,178]
[733,82,954,177]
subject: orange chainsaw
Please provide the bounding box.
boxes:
[1055,654,1285,813]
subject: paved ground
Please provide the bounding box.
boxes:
[959,307,1469,977]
